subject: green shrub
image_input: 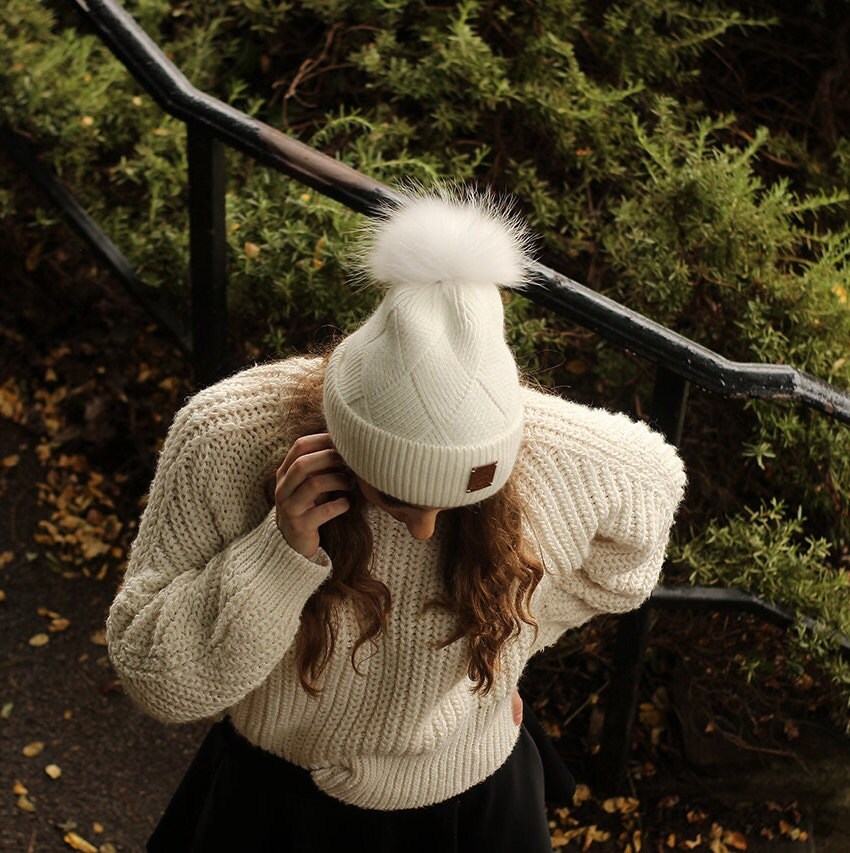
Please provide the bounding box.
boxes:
[672,499,850,713]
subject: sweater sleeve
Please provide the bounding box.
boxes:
[566,445,686,614]
[522,392,687,627]
[106,399,332,725]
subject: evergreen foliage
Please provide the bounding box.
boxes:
[2,0,849,703]
[672,500,850,693]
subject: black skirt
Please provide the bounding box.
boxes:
[147,700,575,853]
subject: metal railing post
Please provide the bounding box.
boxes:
[595,366,690,791]
[187,123,228,386]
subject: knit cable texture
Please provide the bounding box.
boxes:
[106,356,687,810]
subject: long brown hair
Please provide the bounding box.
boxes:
[266,351,545,699]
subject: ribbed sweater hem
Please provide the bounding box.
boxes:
[229,698,522,811]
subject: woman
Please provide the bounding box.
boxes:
[106,186,687,852]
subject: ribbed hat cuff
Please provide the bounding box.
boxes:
[324,388,523,508]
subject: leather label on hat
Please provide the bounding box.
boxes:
[467,462,497,493]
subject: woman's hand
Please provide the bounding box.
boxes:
[512,689,523,726]
[275,433,352,559]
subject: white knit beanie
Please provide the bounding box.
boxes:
[323,186,533,508]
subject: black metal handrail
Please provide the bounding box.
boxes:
[75,0,390,214]
[10,0,849,795]
[527,263,850,419]
[651,585,850,656]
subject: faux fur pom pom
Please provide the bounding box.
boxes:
[358,184,535,291]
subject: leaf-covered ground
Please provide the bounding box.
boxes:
[2,180,850,851]
[0,204,211,852]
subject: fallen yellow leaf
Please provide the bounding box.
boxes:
[50,617,71,632]
[602,796,640,814]
[90,629,107,646]
[244,241,261,259]
[81,539,110,560]
[0,589,5,603]
[13,780,28,795]
[583,825,610,850]
[779,820,802,841]
[45,764,62,779]
[723,830,747,850]
[17,794,36,812]
[639,702,663,726]
[92,822,104,833]
[0,382,24,421]
[22,742,45,757]
[38,606,61,618]
[25,242,43,272]
[2,454,19,467]
[0,551,13,568]
[573,783,592,804]
[688,809,709,823]
[29,633,50,647]
[553,827,587,847]
[63,832,98,852]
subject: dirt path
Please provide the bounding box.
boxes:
[0,243,212,851]
[0,421,209,851]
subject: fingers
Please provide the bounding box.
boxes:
[276,434,347,505]
[276,489,351,559]
[286,472,352,516]
[274,433,354,558]
[278,433,336,478]
[300,496,352,528]
[276,448,343,503]
[511,689,523,726]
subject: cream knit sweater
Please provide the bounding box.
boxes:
[106,355,687,810]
